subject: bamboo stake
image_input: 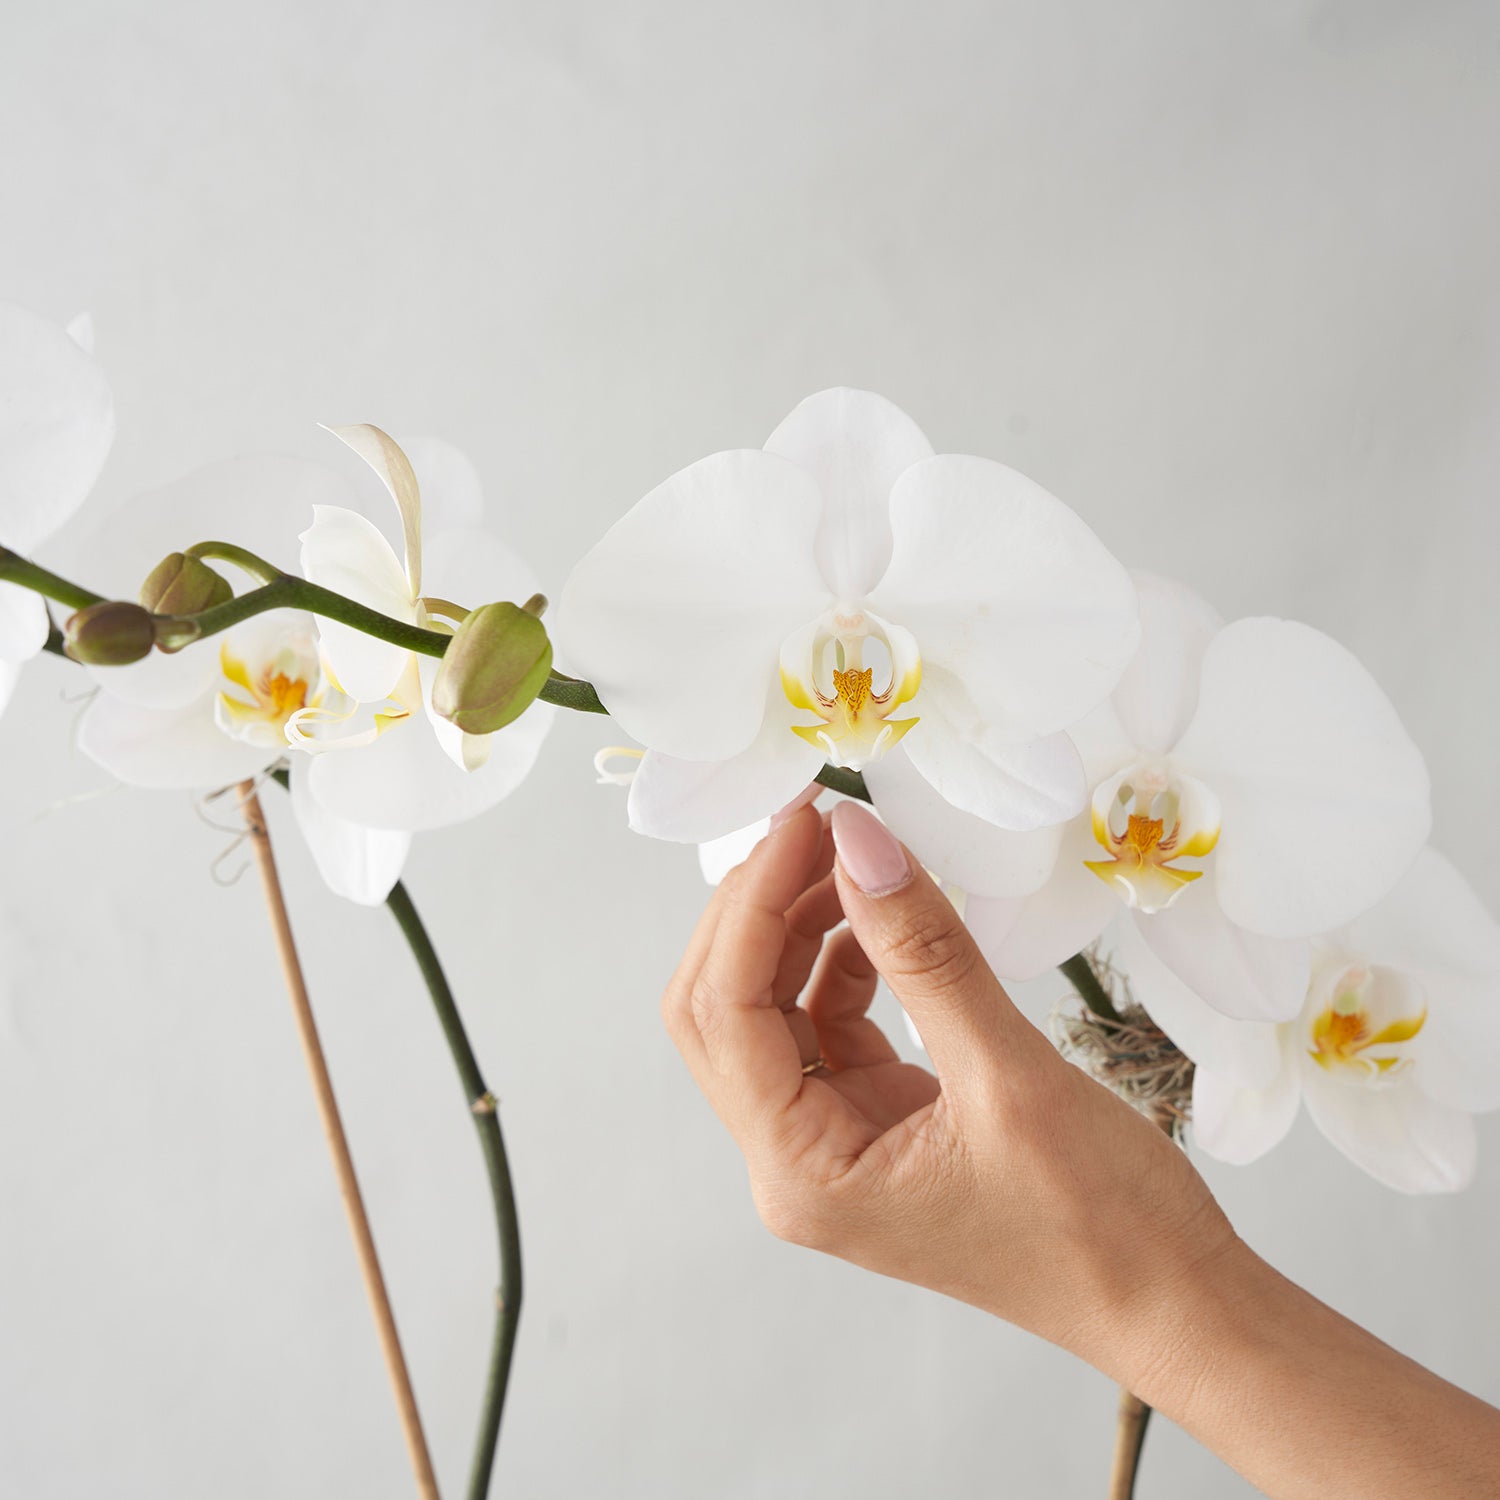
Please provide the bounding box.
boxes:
[237,780,441,1500]
[1108,1388,1152,1499]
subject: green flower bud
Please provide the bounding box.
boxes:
[431,601,553,735]
[151,616,204,654]
[139,552,233,615]
[63,601,157,666]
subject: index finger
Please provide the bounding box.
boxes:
[683,803,828,1131]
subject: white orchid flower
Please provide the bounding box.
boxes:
[0,305,114,714]
[75,456,411,905]
[965,574,1431,1020]
[1120,848,1500,1194]
[292,426,555,833]
[555,388,1139,897]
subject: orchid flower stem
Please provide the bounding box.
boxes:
[184,540,284,584]
[814,764,871,802]
[0,546,102,611]
[235,779,442,1500]
[1059,952,1122,1023]
[384,881,521,1500]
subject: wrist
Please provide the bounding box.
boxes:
[1076,1222,1270,1416]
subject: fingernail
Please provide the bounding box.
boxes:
[830,801,911,895]
[769,783,821,830]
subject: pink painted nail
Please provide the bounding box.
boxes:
[830,801,911,895]
[769,783,822,830]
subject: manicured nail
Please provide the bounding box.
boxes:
[830,801,911,895]
[769,783,822,830]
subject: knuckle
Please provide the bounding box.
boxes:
[753,1179,831,1249]
[687,971,726,1040]
[880,909,979,991]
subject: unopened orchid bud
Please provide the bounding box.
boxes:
[431,601,553,735]
[151,616,203,654]
[139,552,233,615]
[63,600,156,665]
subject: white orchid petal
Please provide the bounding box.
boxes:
[962,816,1119,979]
[85,648,222,711]
[900,668,1086,832]
[78,689,273,790]
[416,652,496,773]
[1300,1066,1477,1194]
[555,448,827,761]
[306,696,553,832]
[1172,619,1430,937]
[1344,848,1500,1113]
[322,425,423,595]
[763,387,933,598]
[65,312,95,354]
[289,755,410,906]
[862,746,1062,899]
[698,819,773,886]
[1114,914,1284,1085]
[0,303,114,553]
[0,658,20,717]
[1066,699,1140,789]
[1112,573,1224,754]
[1135,880,1311,1022]
[397,437,485,534]
[869,454,1139,740]
[299,504,417,703]
[628,687,824,844]
[0,583,48,661]
[420,527,541,618]
[1191,1051,1302,1166]
[70,455,359,600]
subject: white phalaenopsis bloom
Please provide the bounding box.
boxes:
[0,305,114,714]
[294,426,555,833]
[1120,849,1500,1193]
[965,574,1431,1020]
[76,456,413,905]
[556,388,1139,894]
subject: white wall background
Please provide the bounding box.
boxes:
[2,2,1498,1495]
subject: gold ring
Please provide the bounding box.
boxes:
[801,1056,830,1076]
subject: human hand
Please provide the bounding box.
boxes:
[662,798,1241,1379]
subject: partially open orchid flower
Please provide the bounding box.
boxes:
[555,388,1139,881]
[1121,849,1500,1194]
[294,427,555,833]
[75,456,411,906]
[965,574,1431,1020]
[0,305,114,714]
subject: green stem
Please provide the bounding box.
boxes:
[386,882,521,1500]
[182,576,606,714]
[0,547,102,611]
[1059,952,1121,1023]
[184,540,284,585]
[814,764,871,802]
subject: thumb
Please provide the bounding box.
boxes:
[829,800,1019,1092]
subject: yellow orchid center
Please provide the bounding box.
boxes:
[216,628,325,750]
[1307,963,1426,1084]
[780,605,921,770]
[1084,763,1220,914]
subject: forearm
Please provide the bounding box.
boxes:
[1109,1239,1500,1499]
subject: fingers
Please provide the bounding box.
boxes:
[804,926,898,1070]
[829,800,1016,1096]
[671,803,828,1136]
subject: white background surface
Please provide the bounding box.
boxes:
[3,3,1498,1495]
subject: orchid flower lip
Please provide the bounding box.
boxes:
[1302,957,1427,1088]
[779,601,922,772]
[1084,760,1221,915]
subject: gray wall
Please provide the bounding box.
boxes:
[2,3,1497,1495]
